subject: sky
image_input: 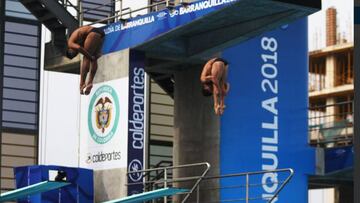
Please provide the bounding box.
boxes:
[308,0,354,51]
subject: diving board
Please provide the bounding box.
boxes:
[0,181,70,202]
[102,188,189,203]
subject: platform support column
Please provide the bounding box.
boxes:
[173,66,220,202]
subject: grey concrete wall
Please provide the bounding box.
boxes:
[173,66,220,202]
[91,49,130,202]
[93,49,129,84]
[94,168,128,202]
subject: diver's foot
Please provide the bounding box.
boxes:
[84,84,93,95]
[214,105,221,115]
[219,107,224,115]
[80,84,86,95]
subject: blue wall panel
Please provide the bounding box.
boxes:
[220,19,314,202]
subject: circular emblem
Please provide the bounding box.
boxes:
[88,85,120,144]
[128,159,143,182]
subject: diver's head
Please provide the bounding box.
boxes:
[201,82,213,97]
[65,48,78,59]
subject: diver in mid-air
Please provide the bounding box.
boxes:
[66,26,105,95]
[200,58,230,115]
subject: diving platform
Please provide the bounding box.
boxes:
[0,181,70,202]
[39,0,321,73]
[98,0,321,94]
[100,0,321,71]
[102,188,189,203]
[138,0,321,62]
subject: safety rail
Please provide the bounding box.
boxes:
[88,0,166,25]
[148,161,173,184]
[85,0,194,25]
[55,0,196,26]
[127,162,210,203]
[80,0,118,15]
[195,168,294,203]
[128,163,293,203]
[309,100,353,148]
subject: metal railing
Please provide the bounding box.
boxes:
[57,0,196,27]
[88,0,168,25]
[309,100,354,147]
[193,168,294,203]
[127,163,294,203]
[128,162,211,203]
[85,0,196,25]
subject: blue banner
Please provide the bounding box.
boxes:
[101,0,239,54]
[220,19,314,202]
[127,50,146,195]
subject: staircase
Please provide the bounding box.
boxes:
[19,0,78,48]
[19,0,80,72]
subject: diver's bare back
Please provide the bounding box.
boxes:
[68,26,93,47]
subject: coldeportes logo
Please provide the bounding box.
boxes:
[128,159,143,182]
[85,151,121,164]
[88,85,120,144]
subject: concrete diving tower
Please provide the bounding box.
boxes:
[81,1,321,201]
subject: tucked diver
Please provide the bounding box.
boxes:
[66,26,105,95]
[200,58,230,115]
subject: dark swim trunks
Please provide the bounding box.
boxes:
[214,57,229,66]
[90,27,105,38]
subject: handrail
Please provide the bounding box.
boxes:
[127,162,211,203]
[203,168,293,180]
[309,100,353,110]
[80,0,121,14]
[57,0,193,26]
[201,168,294,203]
[128,162,210,174]
[88,0,174,25]
[182,162,211,203]
[127,164,293,203]
[116,7,132,20]
[148,160,173,181]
